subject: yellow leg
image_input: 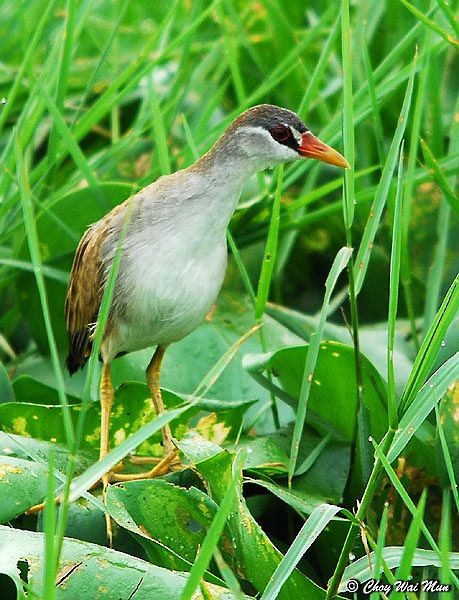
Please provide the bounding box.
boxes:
[110,345,177,482]
[100,361,114,546]
[146,345,175,456]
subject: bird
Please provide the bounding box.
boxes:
[65,103,349,489]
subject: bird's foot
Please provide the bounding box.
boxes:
[109,449,180,482]
[25,452,181,516]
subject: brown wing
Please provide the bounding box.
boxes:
[65,222,107,374]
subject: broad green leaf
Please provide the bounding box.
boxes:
[0,432,94,473]
[0,525,243,600]
[0,382,252,456]
[0,361,13,403]
[0,456,49,522]
[393,490,427,590]
[180,450,247,600]
[107,479,224,581]
[265,304,413,394]
[236,436,289,475]
[244,342,387,443]
[12,375,79,405]
[68,401,196,503]
[184,446,328,600]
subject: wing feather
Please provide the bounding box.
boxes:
[65,221,107,373]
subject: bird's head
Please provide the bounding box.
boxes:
[220,104,349,171]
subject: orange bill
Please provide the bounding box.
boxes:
[298,131,350,168]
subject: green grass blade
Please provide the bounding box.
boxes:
[14,132,75,453]
[46,0,77,169]
[341,0,355,229]
[400,274,459,413]
[286,166,379,212]
[435,405,459,513]
[400,21,433,353]
[43,450,56,600]
[148,80,172,176]
[398,0,459,47]
[36,79,101,193]
[297,14,341,116]
[422,92,458,334]
[393,489,427,590]
[69,0,130,129]
[0,0,57,135]
[227,231,256,304]
[180,451,245,600]
[0,258,68,284]
[260,503,342,600]
[255,165,284,319]
[420,139,459,214]
[343,547,459,592]
[435,0,459,36]
[389,353,459,462]
[213,546,245,600]
[360,29,386,166]
[354,49,418,294]
[371,438,459,588]
[439,490,452,595]
[387,142,405,429]
[370,502,390,600]
[72,0,219,144]
[289,247,352,482]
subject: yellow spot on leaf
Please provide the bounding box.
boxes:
[114,428,126,445]
[0,463,23,477]
[12,417,29,436]
[85,428,100,444]
[195,413,230,445]
[112,404,124,419]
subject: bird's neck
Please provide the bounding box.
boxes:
[193,140,259,186]
[182,142,259,233]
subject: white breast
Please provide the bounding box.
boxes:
[100,176,242,362]
[114,232,228,355]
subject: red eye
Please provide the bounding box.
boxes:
[271,125,291,142]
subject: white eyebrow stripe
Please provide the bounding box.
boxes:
[287,125,302,145]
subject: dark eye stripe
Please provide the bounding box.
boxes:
[269,124,300,151]
[271,125,290,142]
